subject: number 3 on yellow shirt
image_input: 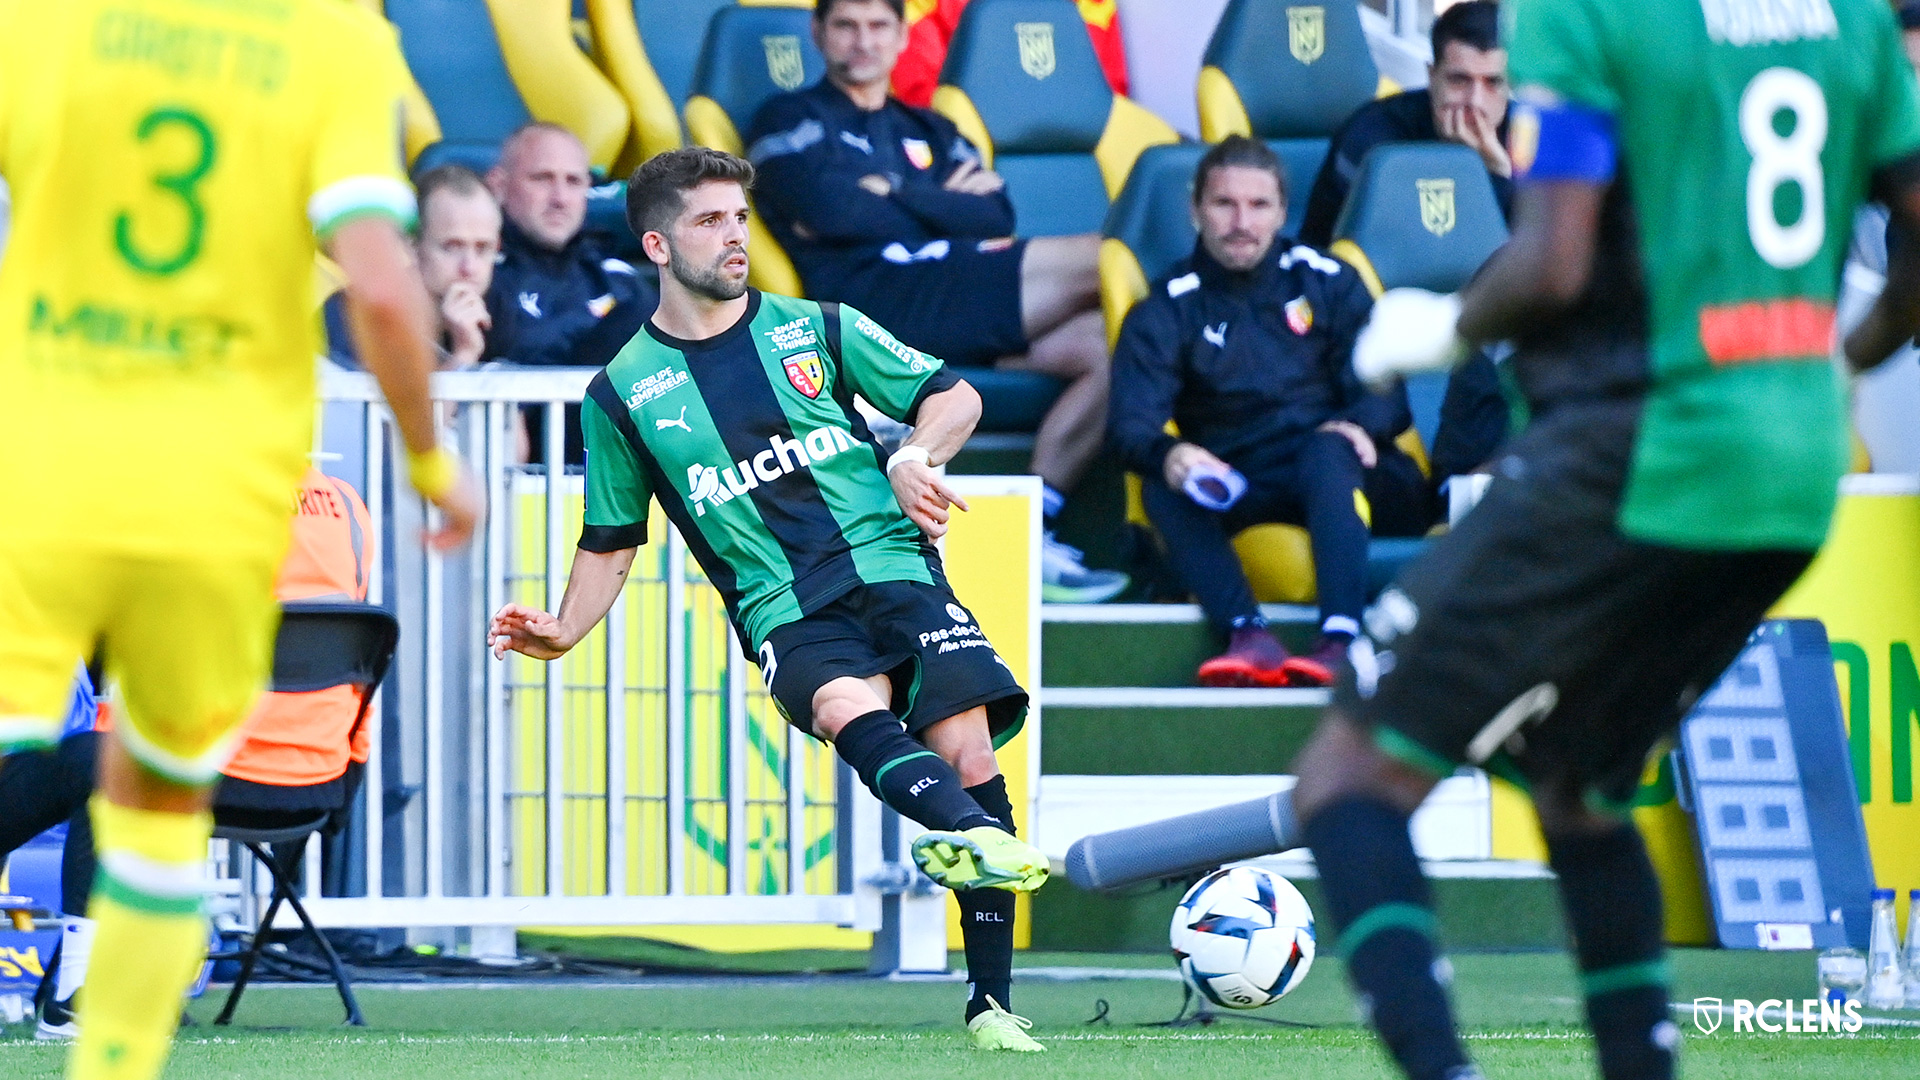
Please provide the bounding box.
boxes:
[113,107,217,277]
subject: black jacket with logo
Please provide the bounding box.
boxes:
[745,80,1016,297]
[482,218,659,368]
[1109,239,1410,479]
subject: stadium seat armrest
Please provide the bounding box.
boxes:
[1196,65,1251,143]
[1094,96,1180,201]
[930,86,995,171]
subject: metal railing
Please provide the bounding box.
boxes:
[229,368,921,948]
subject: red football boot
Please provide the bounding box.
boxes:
[1196,625,1294,687]
[1279,635,1351,688]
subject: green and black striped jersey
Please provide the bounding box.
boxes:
[580,290,961,650]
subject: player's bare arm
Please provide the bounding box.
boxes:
[489,546,638,660]
[330,216,484,549]
[1456,178,1608,342]
[888,380,981,539]
[1845,157,1920,373]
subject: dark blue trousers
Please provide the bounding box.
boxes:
[1143,431,1430,634]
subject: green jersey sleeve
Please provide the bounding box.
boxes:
[580,391,653,553]
[1865,4,1920,171]
[1506,0,1620,113]
[832,303,961,422]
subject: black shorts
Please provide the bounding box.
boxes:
[837,238,1029,365]
[1332,398,1815,809]
[760,579,1028,745]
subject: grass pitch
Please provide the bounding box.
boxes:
[1,948,1913,1079]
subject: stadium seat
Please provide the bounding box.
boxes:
[683,4,827,296]
[587,1,817,174]
[383,0,630,175]
[1196,0,1389,143]
[1325,142,1507,297]
[931,0,1177,238]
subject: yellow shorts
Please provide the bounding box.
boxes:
[0,542,281,784]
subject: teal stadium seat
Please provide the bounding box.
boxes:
[932,0,1177,238]
[389,0,534,174]
[1327,142,1508,295]
[683,5,827,157]
[682,5,827,296]
[386,0,636,251]
[635,0,737,113]
[1328,141,1511,587]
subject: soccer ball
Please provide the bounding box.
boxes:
[1169,865,1316,1009]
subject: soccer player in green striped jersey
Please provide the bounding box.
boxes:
[1269,0,1920,1078]
[489,148,1048,1051]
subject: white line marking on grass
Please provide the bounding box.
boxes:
[1015,966,1185,982]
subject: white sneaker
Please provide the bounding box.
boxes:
[1040,532,1129,604]
[36,994,78,1040]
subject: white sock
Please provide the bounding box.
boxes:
[54,915,95,1002]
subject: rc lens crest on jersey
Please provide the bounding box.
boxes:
[1015,22,1056,80]
[1417,178,1456,237]
[1287,6,1325,64]
[782,350,825,399]
[763,34,805,92]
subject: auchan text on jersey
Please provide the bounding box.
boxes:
[685,425,864,516]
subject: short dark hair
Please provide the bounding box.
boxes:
[414,164,491,211]
[1431,1,1500,60]
[1901,0,1920,32]
[625,147,757,239]
[815,0,905,23]
[1192,135,1287,206]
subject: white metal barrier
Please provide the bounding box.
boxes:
[228,368,950,962]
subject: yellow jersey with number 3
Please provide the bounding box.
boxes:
[0,0,416,557]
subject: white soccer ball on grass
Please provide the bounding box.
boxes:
[1169,864,1316,1009]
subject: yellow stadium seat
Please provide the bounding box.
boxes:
[930,0,1175,237]
[681,4,827,296]
[377,0,630,174]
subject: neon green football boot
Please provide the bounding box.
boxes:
[966,997,1045,1052]
[910,827,1049,892]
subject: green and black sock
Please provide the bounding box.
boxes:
[831,710,994,832]
[1305,796,1476,1080]
[1548,823,1676,1080]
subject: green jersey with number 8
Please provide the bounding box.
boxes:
[1504,0,1920,548]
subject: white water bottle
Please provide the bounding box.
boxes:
[1866,888,1905,1010]
[1904,889,1920,1009]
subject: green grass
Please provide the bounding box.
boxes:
[1,949,1913,1079]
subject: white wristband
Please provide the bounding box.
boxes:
[886,445,932,475]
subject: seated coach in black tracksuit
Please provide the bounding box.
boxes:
[1110,138,1429,689]
[483,123,658,464]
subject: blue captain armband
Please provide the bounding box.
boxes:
[1510,96,1618,183]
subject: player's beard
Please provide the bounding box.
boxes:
[670,245,748,303]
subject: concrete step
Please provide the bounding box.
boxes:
[1041,603,1322,688]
